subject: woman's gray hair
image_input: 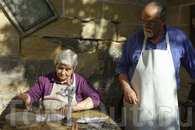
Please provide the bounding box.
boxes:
[55,49,78,68]
[145,1,168,19]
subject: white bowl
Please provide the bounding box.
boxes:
[5,112,36,127]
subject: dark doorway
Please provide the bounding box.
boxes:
[190,5,195,48]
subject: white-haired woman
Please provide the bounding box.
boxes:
[18,49,101,115]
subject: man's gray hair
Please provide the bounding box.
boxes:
[145,1,168,19]
[55,49,78,68]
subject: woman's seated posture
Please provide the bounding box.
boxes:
[18,49,101,115]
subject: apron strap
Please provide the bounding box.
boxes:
[73,73,76,87]
[166,32,171,53]
[142,32,170,53]
[141,36,147,53]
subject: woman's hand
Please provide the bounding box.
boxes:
[67,79,73,86]
[18,93,28,104]
[60,97,94,115]
[60,104,80,115]
[124,88,138,104]
[17,93,31,109]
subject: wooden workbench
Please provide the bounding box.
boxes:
[3,108,121,130]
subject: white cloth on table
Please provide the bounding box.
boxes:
[36,114,65,122]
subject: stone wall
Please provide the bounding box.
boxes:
[167,1,195,129]
[0,0,195,129]
[166,0,195,105]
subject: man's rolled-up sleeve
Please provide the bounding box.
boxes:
[116,42,130,76]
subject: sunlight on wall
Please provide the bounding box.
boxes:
[69,8,75,14]
[21,37,62,60]
[82,21,100,38]
[105,77,114,90]
[82,0,96,5]
[0,17,9,30]
[108,42,124,60]
[0,34,19,56]
[93,81,100,90]
[76,49,104,79]
[0,36,9,55]
[0,12,19,36]
[82,20,117,40]
[97,22,108,36]
[9,80,30,92]
[0,67,26,94]
[78,10,85,17]
[64,0,102,19]
[113,14,118,20]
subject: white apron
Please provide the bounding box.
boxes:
[42,73,77,110]
[124,33,180,130]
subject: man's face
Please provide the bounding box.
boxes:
[141,5,162,38]
[56,63,74,83]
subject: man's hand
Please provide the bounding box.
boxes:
[118,73,138,104]
[124,88,138,104]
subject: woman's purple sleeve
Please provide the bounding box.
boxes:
[24,76,49,105]
[75,75,101,108]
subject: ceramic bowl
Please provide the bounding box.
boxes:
[5,112,36,127]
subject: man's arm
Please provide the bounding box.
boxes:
[118,73,138,104]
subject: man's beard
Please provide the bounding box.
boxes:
[144,29,154,38]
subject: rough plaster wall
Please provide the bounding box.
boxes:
[0,0,195,129]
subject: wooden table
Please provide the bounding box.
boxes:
[3,108,121,130]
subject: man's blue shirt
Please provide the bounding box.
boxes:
[116,26,195,89]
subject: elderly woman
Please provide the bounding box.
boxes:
[18,49,101,115]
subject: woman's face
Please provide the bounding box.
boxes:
[56,63,74,83]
